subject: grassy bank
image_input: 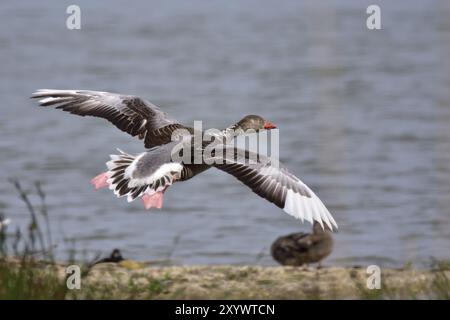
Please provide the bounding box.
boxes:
[1,258,449,299]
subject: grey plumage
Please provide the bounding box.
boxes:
[31,89,186,148]
[106,144,183,201]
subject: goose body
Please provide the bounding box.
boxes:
[31,89,338,230]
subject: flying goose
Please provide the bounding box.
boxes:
[31,89,337,230]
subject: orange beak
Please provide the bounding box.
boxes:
[263,120,277,129]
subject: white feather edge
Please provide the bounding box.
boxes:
[33,89,119,104]
[283,187,338,231]
[258,165,337,230]
[32,89,108,96]
[32,89,80,96]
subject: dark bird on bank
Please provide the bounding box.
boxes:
[94,248,124,265]
[271,221,334,267]
[31,89,337,230]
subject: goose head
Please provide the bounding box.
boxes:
[236,115,277,132]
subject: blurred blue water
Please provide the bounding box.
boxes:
[0,0,449,267]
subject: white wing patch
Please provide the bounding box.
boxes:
[258,164,337,230]
[284,186,337,230]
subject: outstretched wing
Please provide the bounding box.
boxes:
[206,147,338,230]
[31,89,186,148]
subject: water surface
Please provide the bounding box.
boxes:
[1,0,449,267]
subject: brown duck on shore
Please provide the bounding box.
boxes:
[271,222,334,267]
[94,248,124,265]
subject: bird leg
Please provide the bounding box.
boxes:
[91,172,177,210]
[141,192,164,209]
[141,175,177,210]
[91,172,109,190]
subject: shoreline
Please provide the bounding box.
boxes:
[1,258,449,299]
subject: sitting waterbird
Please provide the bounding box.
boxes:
[31,89,337,230]
[93,249,145,269]
[94,248,124,265]
[271,221,334,267]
